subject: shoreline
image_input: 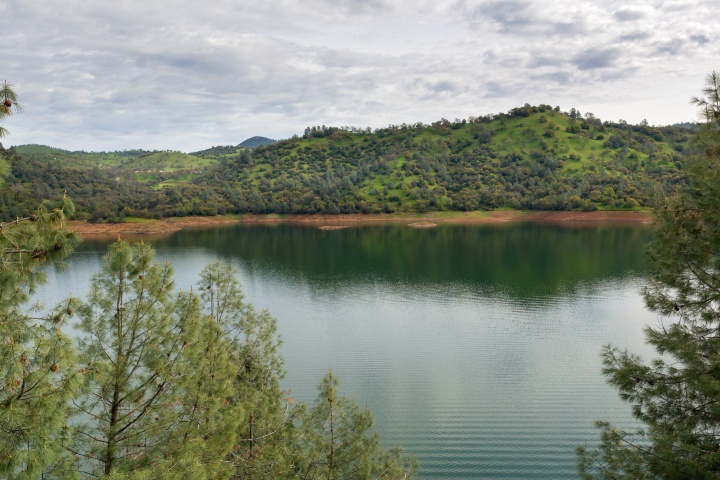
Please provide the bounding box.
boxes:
[67,210,654,238]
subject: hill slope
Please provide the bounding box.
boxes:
[197,106,691,214]
[1,105,695,221]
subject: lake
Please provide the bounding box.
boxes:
[40,222,658,479]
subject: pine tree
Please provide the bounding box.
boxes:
[71,240,206,476]
[70,249,289,479]
[119,284,243,480]
[292,371,418,480]
[0,196,81,478]
[195,261,290,479]
[0,79,23,141]
[578,72,720,479]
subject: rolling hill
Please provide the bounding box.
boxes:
[1,105,696,221]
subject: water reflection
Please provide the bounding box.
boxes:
[77,223,651,297]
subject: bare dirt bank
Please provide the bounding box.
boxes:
[235,210,654,226]
[68,211,654,238]
[68,216,240,239]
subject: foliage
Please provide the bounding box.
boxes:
[172,108,691,215]
[1,229,415,478]
[578,72,720,479]
[71,240,212,476]
[1,80,23,140]
[290,371,418,479]
[3,107,694,221]
[0,197,81,479]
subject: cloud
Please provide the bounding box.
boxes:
[653,38,686,56]
[527,55,564,68]
[458,0,589,36]
[572,48,620,70]
[408,78,462,100]
[688,33,710,45]
[618,31,652,42]
[475,0,535,29]
[1,0,713,150]
[614,7,649,21]
[532,71,572,85]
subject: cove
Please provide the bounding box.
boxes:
[40,222,657,479]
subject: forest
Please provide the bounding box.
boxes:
[0,105,695,222]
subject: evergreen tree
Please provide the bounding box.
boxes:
[0,197,81,478]
[70,249,291,479]
[578,72,720,478]
[292,371,418,479]
[0,79,23,141]
[71,240,209,476]
[195,262,290,479]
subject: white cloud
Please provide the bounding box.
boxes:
[1,0,718,151]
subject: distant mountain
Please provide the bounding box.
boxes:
[239,136,276,148]
[190,137,276,158]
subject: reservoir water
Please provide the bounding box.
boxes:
[40,222,658,479]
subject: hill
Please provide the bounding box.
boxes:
[191,145,245,159]
[195,105,692,214]
[239,136,276,148]
[0,105,696,221]
[13,144,71,155]
[189,137,276,160]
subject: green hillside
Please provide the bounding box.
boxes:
[13,144,71,155]
[119,151,214,171]
[1,105,695,221]
[191,145,246,159]
[199,105,691,214]
[14,147,152,169]
[13,147,217,181]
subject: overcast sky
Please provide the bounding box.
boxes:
[2,0,717,152]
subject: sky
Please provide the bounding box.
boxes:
[2,0,718,152]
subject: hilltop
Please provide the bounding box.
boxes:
[239,136,276,148]
[0,105,694,222]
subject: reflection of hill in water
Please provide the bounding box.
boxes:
[101,223,653,299]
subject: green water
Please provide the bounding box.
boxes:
[42,222,657,479]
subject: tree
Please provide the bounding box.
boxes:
[292,371,418,479]
[0,80,23,140]
[578,72,720,478]
[0,81,83,478]
[0,197,81,478]
[71,240,245,477]
[194,262,291,479]
[0,80,22,191]
[69,245,295,479]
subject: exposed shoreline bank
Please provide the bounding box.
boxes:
[68,210,654,239]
